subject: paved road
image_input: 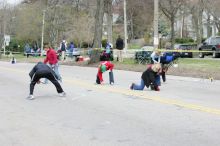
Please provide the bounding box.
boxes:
[0,61,220,146]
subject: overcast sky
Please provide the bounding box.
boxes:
[0,0,22,5]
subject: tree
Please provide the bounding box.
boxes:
[0,2,15,56]
[203,0,220,35]
[15,0,96,49]
[159,0,184,49]
[15,3,42,43]
[93,0,105,48]
[115,0,154,41]
[184,0,203,45]
[105,0,113,44]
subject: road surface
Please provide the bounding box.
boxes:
[0,61,220,146]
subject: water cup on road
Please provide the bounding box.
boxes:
[173,64,178,68]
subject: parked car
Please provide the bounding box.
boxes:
[198,36,220,58]
[174,44,195,58]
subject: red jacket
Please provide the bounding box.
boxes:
[44,48,58,65]
[97,61,114,82]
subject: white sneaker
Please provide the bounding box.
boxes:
[59,92,66,97]
[27,95,35,100]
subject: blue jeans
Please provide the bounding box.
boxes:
[45,63,61,83]
[156,75,161,86]
[133,79,145,90]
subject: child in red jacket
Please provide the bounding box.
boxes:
[96,61,114,84]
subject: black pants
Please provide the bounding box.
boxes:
[30,72,64,95]
[161,71,166,82]
[96,75,101,84]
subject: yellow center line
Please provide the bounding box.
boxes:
[65,79,220,115]
[1,66,220,115]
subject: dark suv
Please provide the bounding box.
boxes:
[199,36,220,58]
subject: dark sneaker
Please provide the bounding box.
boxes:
[150,85,154,90]
[130,83,134,90]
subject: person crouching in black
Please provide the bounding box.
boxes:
[27,62,66,100]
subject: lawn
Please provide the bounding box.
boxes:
[1,54,220,80]
[178,58,220,70]
[0,54,45,63]
[112,58,220,80]
[112,58,220,71]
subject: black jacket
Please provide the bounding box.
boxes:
[29,62,58,79]
[141,68,157,88]
[116,38,124,50]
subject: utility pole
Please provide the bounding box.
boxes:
[153,0,159,49]
[123,0,128,52]
[41,10,46,56]
[3,4,6,56]
[3,21,6,56]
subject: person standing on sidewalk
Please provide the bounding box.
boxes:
[115,35,124,62]
[68,42,75,59]
[27,62,66,100]
[44,43,62,83]
[60,40,67,61]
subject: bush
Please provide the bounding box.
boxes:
[102,39,107,48]
[202,38,207,43]
[3,38,20,53]
[88,48,102,64]
[16,40,26,52]
[81,42,89,48]
[175,38,194,44]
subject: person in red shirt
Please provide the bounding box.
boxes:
[96,61,114,84]
[43,43,61,83]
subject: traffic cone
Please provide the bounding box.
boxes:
[11,57,16,64]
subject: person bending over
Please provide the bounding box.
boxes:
[150,50,161,64]
[27,62,66,100]
[96,61,114,84]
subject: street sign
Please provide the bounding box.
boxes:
[4,35,10,46]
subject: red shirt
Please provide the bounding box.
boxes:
[97,61,114,82]
[44,48,58,65]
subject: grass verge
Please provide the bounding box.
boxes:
[1,54,220,80]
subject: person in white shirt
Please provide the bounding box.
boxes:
[60,40,67,61]
[150,50,161,64]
